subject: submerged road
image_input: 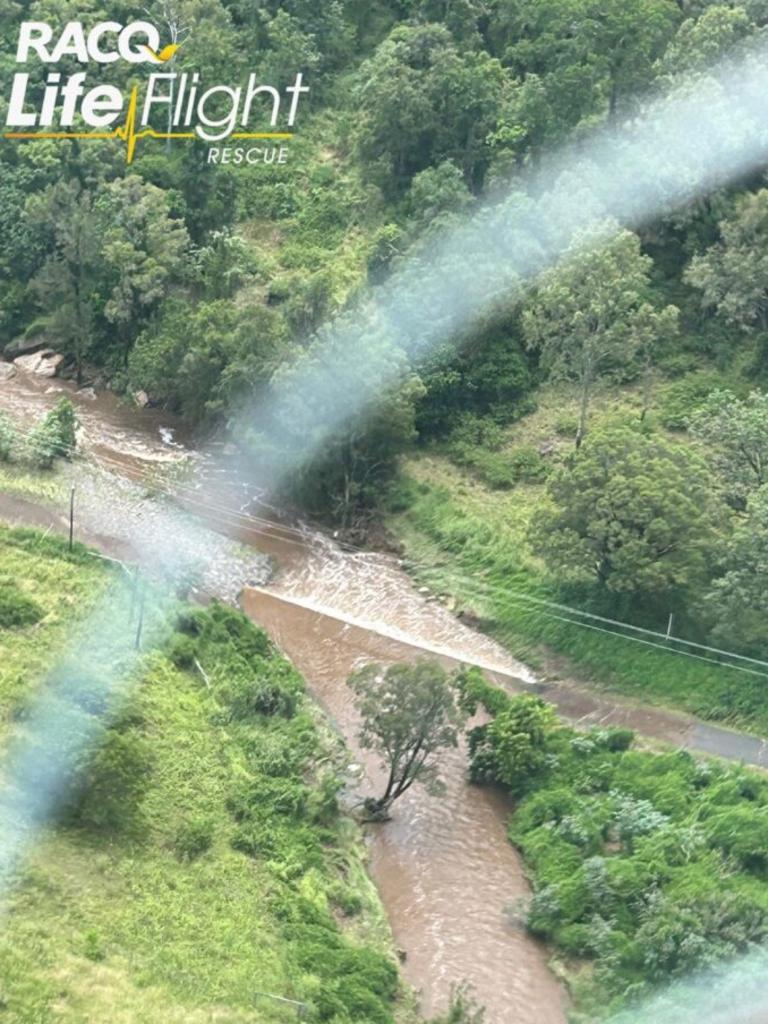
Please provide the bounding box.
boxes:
[1,369,767,1022]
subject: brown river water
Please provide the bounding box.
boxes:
[3,369,768,1022]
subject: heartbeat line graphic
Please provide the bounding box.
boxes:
[4,86,293,164]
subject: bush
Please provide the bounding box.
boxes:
[175,815,215,860]
[0,412,15,461]
[0,578,43,628]
[68,727,153,833]
[508,446,549,483]
[168,633,197,669]
[553,413,580,437]
[27,398,77,468]
[658,373,726,430]
[328,882,363,917]
[218,672,301,720]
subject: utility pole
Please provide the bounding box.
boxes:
[68,485,75,552]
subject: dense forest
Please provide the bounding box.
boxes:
[1,5,768,656]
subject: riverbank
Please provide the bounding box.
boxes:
[0,445,569,1020]
[0,526,417,1023]
[385,448,768,737]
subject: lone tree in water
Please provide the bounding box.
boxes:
[348,660,466,820]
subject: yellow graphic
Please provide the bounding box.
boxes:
[4,86,293,164]
[143,43,181,63]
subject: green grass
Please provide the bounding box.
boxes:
[0,462,67,503]
[386,380,768,734]
[0,527,409,1024]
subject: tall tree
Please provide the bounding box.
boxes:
[529,426,719,598]
[348,660,466,820]
[685,189,768,332]
[688,389,768,508]
[28,183,104,383]
[705,485,768,655]
[354,23,504,192]
[97,175,190,365]
[522,229,678,445]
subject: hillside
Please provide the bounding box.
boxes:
[0,526,410,1024]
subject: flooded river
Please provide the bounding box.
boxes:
[0,369,569,1021]
[4,369,767,1021]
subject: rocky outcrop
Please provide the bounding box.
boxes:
[3,336,46,360]
[14,349,65,377]
[0,362,17,381]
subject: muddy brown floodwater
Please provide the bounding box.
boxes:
[0,368,569,1021]
[14,370,768,1022]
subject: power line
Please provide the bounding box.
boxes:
[4,419,766,679]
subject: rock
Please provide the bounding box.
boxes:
[418,586,430,595]
[14,349,52,372]
[539,441,556,457]
[0,362,16,381]
[77,386,97,400]
[14,349,63,377]
[36,352,64,378]
[133,390,149,408]
[3,336,46,360]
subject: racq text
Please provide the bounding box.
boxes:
[207,145,289,165]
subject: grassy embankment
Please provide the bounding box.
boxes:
[386,374,768,733]
[0,525,411,1024]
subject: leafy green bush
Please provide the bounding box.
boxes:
[175,815,215,860]
[508,446,549,483]
[0,412,15,461]
[658,373,726,430]
[328,881,363,917]
[468,680,768,1016]
[0,578,43,628]
[68,727,153,833]
[553,413,580,437]
[27,398,77,469]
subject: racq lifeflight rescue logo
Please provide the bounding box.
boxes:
[4,20,309,165]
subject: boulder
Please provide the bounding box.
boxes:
[77,386,97,400]
[133,390,150,408]
[36,353,64,378]
[3,336,46,360]
[14,349,64,377]
[0,362,16,381]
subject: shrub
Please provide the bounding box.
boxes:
[68,727,153,833]
[218,672,301,720]
[0,578,43,628]
[0,412,15,461]
[83,929,105,962]
[167,633,197,669]
[328,882,363,917]
[553,413,580,437]
[175,815,215,860]
[27,398,77,468]
[658,373,725,430]
[508,445,549,483]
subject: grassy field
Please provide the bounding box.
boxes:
[386,378,768,734]
[0,525,410,1024]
